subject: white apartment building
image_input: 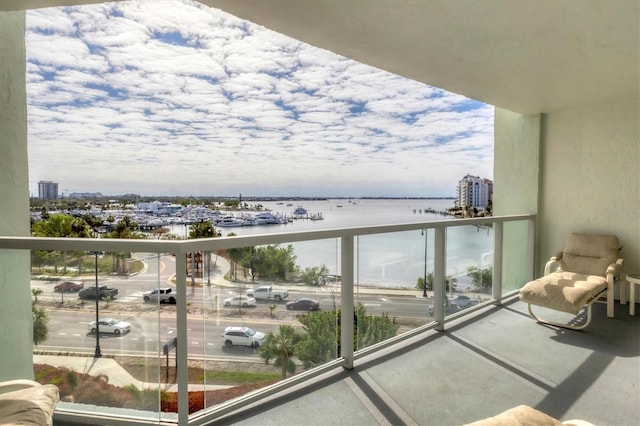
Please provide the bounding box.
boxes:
[457,174,493,209]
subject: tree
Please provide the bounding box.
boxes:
[252,245,297,281]
[295,304,398,369]
[189,220,217,285]
[32,288,43,303]
[300,265,329,287]
[295,311,338,369]
[355,303,399,350]
[259,324,300,379]
[106,216,141,274]
[415,272,434,291]
[466,266,493,293]
[32,304,49,345]
[416,273,458,293]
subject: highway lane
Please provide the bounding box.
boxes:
[41,310,299,360]
[33,253,439,360]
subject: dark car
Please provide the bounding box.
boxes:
[451,295,477,309]
[428,298,460,316]
[54,281,84,293]
[286,298,320,311]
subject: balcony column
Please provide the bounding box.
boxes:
[0,11,33,381]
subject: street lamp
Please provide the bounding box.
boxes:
[89,251,102,358]
[421,229,428,297]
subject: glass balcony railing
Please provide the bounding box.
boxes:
[0,214,535,425]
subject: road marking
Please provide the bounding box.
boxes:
[191,342,200,345]
[364,303,382,307]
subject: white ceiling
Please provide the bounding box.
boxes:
[4,0,639,114]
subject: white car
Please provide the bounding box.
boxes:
[223,295,256,307]
[221,326,265,348]
[87,318,131,335]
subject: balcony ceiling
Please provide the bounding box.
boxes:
[3,0,638,115]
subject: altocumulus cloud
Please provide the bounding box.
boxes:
[26,0,494,197]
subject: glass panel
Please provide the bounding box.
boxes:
[194,238,340,416]
[501,220,532,294]
[444,224,494,314]
[354,230,431,348]
[31,249,167,422]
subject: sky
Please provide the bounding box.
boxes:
[26,0,494,198]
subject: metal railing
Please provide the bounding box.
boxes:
[0,213,535,425]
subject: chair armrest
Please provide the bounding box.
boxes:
[0,379,41,395]
[606,258,624,277]
[544,254,562,275]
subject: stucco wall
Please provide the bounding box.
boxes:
[493,109,541,288]
[494,101,639,300]
[540,100,640,278]
[0,11,34,381]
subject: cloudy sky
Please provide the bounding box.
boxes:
[26,0,494,198]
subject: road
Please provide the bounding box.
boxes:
[32,253,436,359]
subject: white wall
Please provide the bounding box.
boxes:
[495,101,640,300]
[540,100,640,279]
[0,11,34,381]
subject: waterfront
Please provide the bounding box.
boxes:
[169,198,493,291]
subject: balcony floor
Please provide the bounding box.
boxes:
[216,295,640,425]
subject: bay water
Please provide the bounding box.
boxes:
[177,199,493,290]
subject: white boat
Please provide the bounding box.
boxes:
[254,212,284,224]
[293,206,307,215]
[215,217,244,227]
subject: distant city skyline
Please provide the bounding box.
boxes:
[26,1,493,198]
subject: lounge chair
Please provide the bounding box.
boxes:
[519,232,623,330]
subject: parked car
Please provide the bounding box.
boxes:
[54,281,84,293]
[223,295,256,307]
[221,326,265,348]
[87,318,131,335]
[428,299,460,316]
[286,298,320,311]
[451,295,477,309]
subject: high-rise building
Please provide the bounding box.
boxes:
[37,180,58,200]
[457,174,493,209]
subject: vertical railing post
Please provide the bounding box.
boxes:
[175,250,189,425]
[341,236,354,369]
[433,226,446,331]
[492,221,503,303]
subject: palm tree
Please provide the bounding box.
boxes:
[259,324,300,379]
[32,304,49,345]
[189,220,217,285]
[31,288,43,304]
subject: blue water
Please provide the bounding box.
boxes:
[180,199,493,290]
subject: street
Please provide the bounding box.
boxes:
[32,253,436,359]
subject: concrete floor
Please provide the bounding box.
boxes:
[215,296,640,426]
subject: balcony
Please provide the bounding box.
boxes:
[2,213,639,425]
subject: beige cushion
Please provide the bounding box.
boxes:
[0,383,59,426]
[519,271,607,314]
[464,405,594,426]
[560,233,619,277]
[465,404,564,425]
